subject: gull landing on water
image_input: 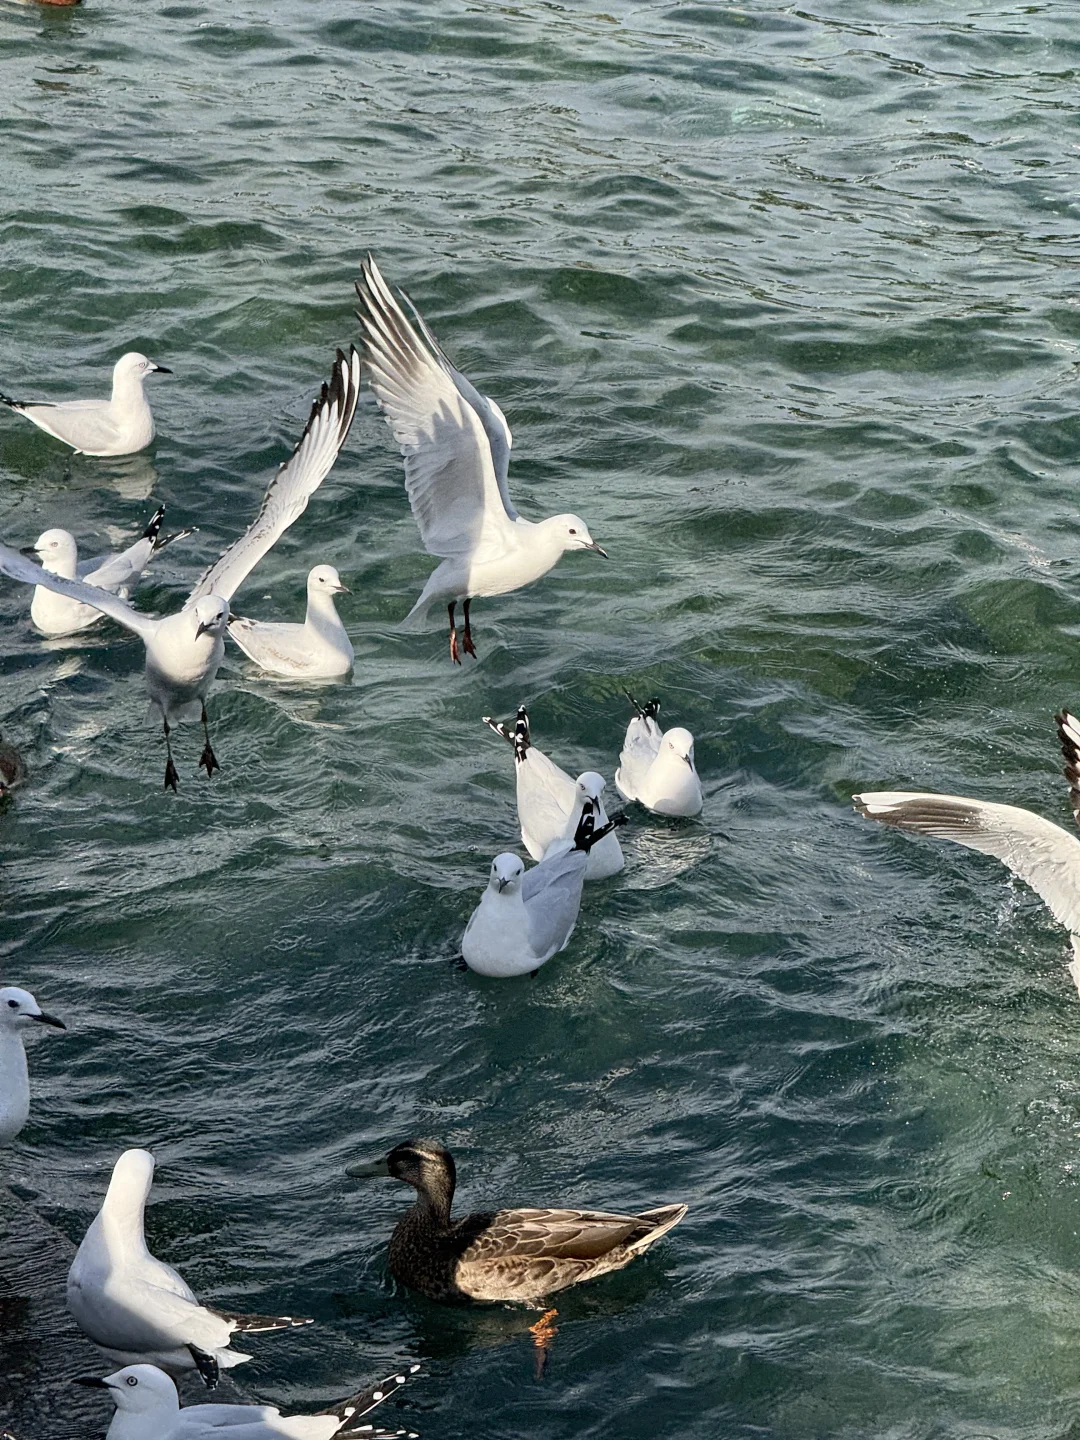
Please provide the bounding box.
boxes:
[21,506,194,638]
[0,987,65,1146]
[76,1362,422,1440]
[855,711,1080,996]
[355,256,607,664]
[0,348,360,790]
[67,1149,313,1388]
[228,564,354,679]
[483,705,624,880]
[1,352,171,456]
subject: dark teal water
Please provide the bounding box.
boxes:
[3,1,1080,1436]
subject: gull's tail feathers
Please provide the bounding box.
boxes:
[321,1364,422,1434]
[213,1309,314,1333]
[482,705,530,763]
[624,690,660,722]
[142,504,197,557]
[1057,710,1080,828]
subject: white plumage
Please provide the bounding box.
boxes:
[1,352,171,456]
[0,349,360,788]
[228,565,353,679]
[0,986,65,1146]
[355,255,607,663]
[854,710,1080,995]
[614,695,703,818]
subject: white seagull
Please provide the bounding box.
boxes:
[855,711,1080,995]
[461,801,626,977]
[0,348,360,789]
[0,986,65,1145]
[615,694,703,818]
[354,255,607,664]
[67,1149,313,1388]
[1,352,171,456]
[21,505,193,638]
[483,705,624,880]
[76,1361,420,1440]
[228,564,353,679]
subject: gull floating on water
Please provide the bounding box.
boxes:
[76,1362,421,1440]
[1,353,171,456]
[483,705,624,880]
[0,986,65,1145]
[0,348,360,789]
[855,711,1080,995]
[21,505,193,638]
[615,694,702,818]
[68,1148,313,1387]
[355,256,607,664]
[461,800,625,977]
[228,564,354,679]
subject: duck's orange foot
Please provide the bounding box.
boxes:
[529,1307,558,1378]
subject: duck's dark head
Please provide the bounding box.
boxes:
[347,1138,456,1201]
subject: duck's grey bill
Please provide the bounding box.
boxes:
[33,1012,65,1029]
[346,1157,391,1177]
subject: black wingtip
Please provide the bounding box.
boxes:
[512,705,530,763]
[573,799,596,852]
[142,504,166,542]
[187,1344,219,1389]
[623,690,661,721]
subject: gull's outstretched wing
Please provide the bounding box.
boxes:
[1056,712,1080,830]
[356,255,517,560]
[854,790,1080,937]
[0,542,158,641]
[399,286,518,521]
[187,348,360,606]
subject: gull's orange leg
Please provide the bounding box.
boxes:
[462,597,477,659]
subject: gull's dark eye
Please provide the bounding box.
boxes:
[7,999,18,1009]
[126,1376,138,1387]
[568,528,577,535]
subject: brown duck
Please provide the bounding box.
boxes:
[346,1138,687,1308]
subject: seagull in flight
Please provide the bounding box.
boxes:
[21,505,194,637]
[355,256,607,664]
[1,352,171,456]
[0,348,360,790]
[855,711,1080,995]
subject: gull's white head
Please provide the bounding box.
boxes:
[24,527,78,577]
[575,771,607,803]
[488,853,525,895]
[105,1148,156,1206]
[114,352,172,386]
[78,1364,179,1417]
[308,564,350,596]
[192,594,230,640]
[550,514,607,557]
[0,986,65,1033]
[662,727,697,768]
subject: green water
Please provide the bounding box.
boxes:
[3,0,1080,1436]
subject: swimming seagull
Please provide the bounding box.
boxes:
[0,986,65,1145]
[21,506,194,638]
[483,705,624,880]
[228,564,354,679]
[461,800,626,977]
[855,711,1080,996]
[354,255,607,664]
[0,348,360,790]
[614,694,703,818]
[1,352,171,456]
[75,1362,421,1440]
[67,1148,313,1388]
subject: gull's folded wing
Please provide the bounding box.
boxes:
[399,286,518,520]
[187,347,360,606]
[0,542,158,640]
[356,255,516,560]
[854,790,1080,936]
[517,747,579,861]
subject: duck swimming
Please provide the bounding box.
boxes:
[346,1138,687,1314]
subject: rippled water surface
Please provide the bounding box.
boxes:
[3,1,1080,1436]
